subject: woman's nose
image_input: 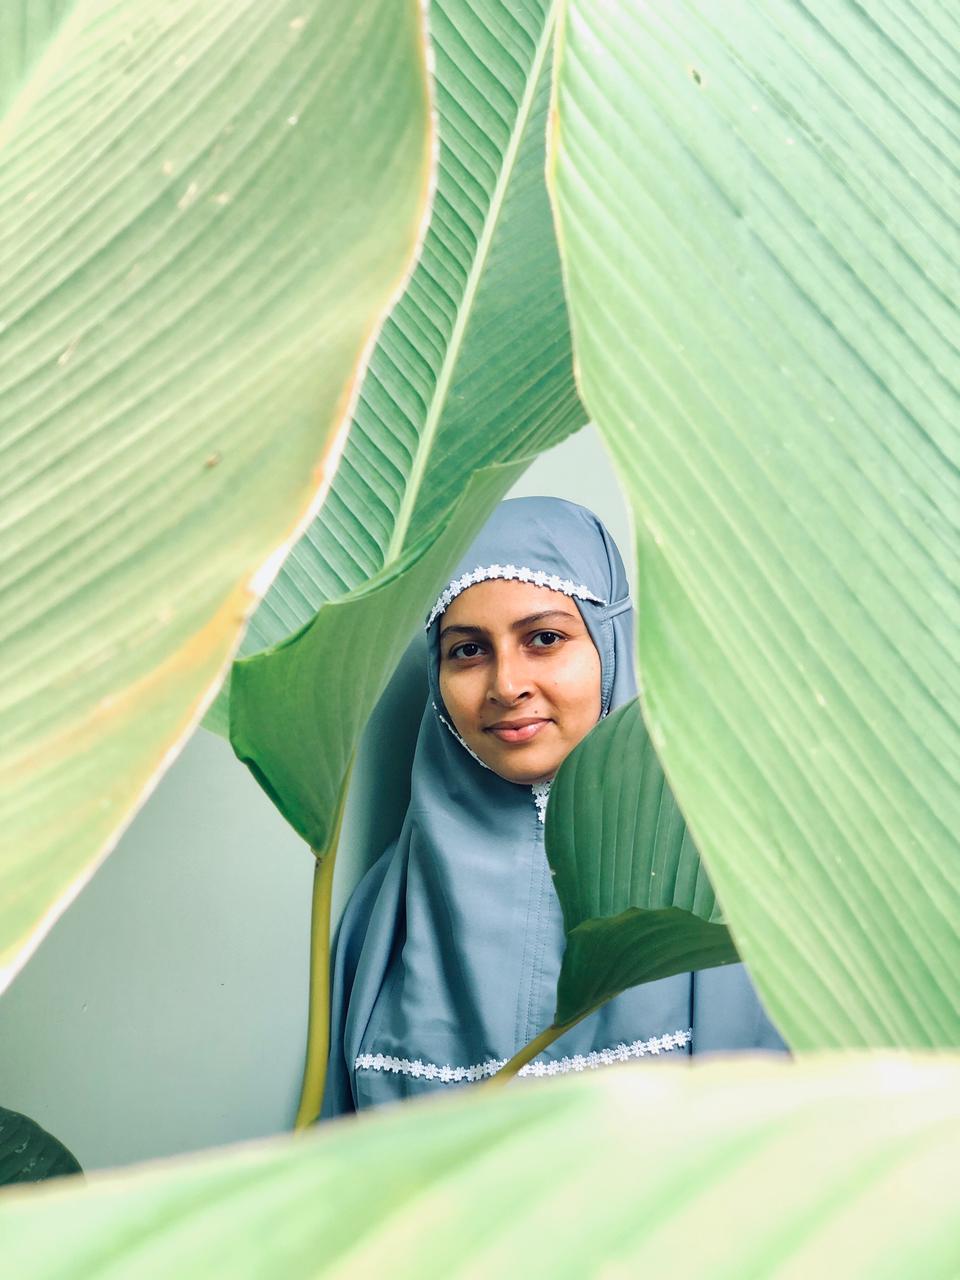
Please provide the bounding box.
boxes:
[487,650,532,704]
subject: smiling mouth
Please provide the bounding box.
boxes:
[485,719,551,744]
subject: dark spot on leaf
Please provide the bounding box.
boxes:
[690,67,702,86]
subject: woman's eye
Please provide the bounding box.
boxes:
[530,631,563,649]
[450,642,483,660]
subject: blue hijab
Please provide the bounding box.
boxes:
[322,498,784,1116]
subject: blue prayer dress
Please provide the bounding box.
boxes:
[322,498,785,1117]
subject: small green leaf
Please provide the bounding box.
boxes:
[547,700,737,1025]
[0,1107,81,1186]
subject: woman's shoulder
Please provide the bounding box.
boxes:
[334,840,401,952]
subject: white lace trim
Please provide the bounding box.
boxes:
[355,1028,692,1084]
[433,701,492,771]
[426,564,605,630]
[532,779,552,824]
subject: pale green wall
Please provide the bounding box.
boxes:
[0,427,631,1172]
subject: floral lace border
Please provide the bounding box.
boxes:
[355,1029,692,1084]
[426,564,605,630]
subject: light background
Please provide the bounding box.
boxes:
[0,426,632,1172]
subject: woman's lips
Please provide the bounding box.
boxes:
[485,719,551,744]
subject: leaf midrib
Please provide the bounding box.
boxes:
[384,0,558,564]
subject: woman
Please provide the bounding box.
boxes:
[322,497,784,1116]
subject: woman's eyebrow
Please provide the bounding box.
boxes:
[440,609,578,642]
[510,609,579,630]
[439,623,487,641]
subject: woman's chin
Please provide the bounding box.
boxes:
[484,749,561,786]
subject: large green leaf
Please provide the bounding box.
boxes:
[0,0,432,990]
[550,0,960,1048]
[210,0,585,764]
[547,700,738,1028]
[1,1055,957,1275]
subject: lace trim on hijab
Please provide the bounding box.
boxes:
[355,1028,692,1083]
[433,702,491,771]
[426,564,605,631]
[531,780,551,824]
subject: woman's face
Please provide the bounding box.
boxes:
[437,579,602,785]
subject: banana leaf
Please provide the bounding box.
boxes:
[549,0,960,1049]
[546,699,739,1028]
[1,1054,956,1276]
[0,0,432,991]
[221,0,586,861]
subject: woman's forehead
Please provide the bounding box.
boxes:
[440,579,583,631]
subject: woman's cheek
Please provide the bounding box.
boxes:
[442,670,482,728]
[556,649,602,706]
